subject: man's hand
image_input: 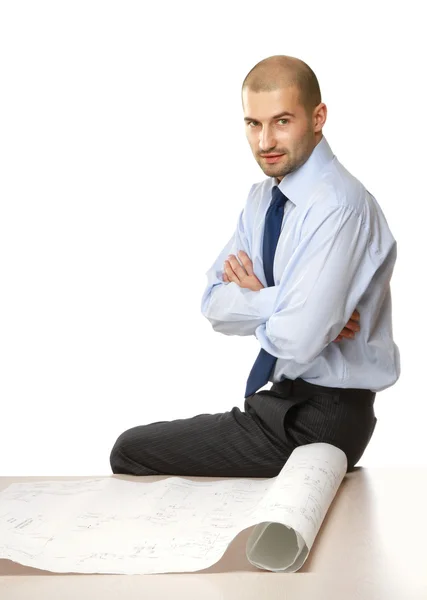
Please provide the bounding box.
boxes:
[222,251,265,291]
[333,309,361,342]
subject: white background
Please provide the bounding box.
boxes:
[0,1,424,475]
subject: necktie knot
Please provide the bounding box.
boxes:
[271,185,287,209]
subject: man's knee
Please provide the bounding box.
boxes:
[109,428,138,474]
[109,426,160,476]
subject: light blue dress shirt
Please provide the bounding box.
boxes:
[201,135,400,393]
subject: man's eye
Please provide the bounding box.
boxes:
[247,119,289,126]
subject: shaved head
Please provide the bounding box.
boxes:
[241,55,321,119]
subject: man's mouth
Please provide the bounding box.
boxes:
[262,154,285,163]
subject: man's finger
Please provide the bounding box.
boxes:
[345,320,360,332]
[237,250,254,276]
[224,260,240,284]
[227,254,247,280]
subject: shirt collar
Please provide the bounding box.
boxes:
[271,135,335,206]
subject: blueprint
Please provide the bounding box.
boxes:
[0,442,347,574]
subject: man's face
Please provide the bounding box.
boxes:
[242,86,322,183]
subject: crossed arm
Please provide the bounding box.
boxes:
[223,250,360,343]
[201,201,382,373]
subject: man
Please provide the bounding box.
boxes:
[110,55,400,477]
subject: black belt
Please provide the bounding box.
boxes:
[271,377,376,405]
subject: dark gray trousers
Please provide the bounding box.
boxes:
[109,377,377,478]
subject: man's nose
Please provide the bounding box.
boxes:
[259,128,276,152]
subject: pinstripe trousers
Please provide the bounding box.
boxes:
[109,377,377,478]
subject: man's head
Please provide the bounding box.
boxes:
[241,55,327,183]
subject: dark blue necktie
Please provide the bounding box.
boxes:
[244,185,288,398]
